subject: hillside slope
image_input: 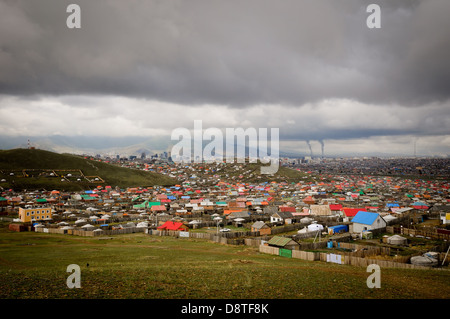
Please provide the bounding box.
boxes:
[0,148,177,190]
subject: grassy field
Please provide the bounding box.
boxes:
[0,148,177,190]
[0,223,449,299]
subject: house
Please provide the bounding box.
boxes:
[303,196,315,205]
[263,206,278,215]
[270,211,293,224]
[351,211,387,233]
[391,207,413,215]
[18,207,52,223]
[157,221,189,231]
[329,204,343,214]
[223,209,244,216]
[150,205,167,213]
[148,201,162,208]
[267,236,299,250]
[342,208,366,220]
[382,214,397,224]
[227,210,251,220]
[251,221,271,235]
[133,200,148,209]
[442,213,450,225]
[279,206,296,213]
[412,201,429,210]
[327,224,349,235]
[81,194,97,202]
[430,206,450,225]
[309,205,332,217]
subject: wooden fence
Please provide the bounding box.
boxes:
[292,250,320,261]
[259,244,279,255]
[244,236,271,247]
[147,229,249,245]
[220,230,261,238]
[270,223,303,235]
[35,226,146,237]
[334,242,391,257]
[297,241,328,251]
[149,227,450,265]
[293,231,321,240]
[259,245,434,270]
[387,226,450,241]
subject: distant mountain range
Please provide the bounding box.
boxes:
[0,135,306,158]
[0,135,435,158]
[0,135,170,158]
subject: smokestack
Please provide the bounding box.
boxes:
[305,140,313,157]
[414,137,417,158]
[319,140,324,158]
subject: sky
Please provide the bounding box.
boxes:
[0,0,449,157]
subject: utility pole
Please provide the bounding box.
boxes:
[442,244,450,267]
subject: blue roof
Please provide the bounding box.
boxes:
[352,211,380,225]
[412,201,427,206]
[329,225,348,230]
[386,203,399,207]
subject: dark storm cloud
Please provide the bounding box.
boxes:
[1,0,449,107]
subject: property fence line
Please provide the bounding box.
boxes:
[387,226,450,241]
[293,231,321,240]
[297,241,328,251]
[30,222,449,269]
[258,245,435,270]
[270,223,303,235]
[334,242,391,257]
[35,226,146,236]
[147,229,255,245]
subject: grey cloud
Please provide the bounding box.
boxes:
[1,0,449,108]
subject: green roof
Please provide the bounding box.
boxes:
[267,236,294,247]
[133,200,148,209]
[81,195,96,200]
[0,197,7,201]
[216,201,227,205]
[147,201,161,207]
[36,198,47,203]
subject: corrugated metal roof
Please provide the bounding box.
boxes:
[252,221,267,229]
[268,236,292,247]
[351,211,379,225]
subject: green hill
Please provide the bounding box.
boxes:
[0,148,178,191]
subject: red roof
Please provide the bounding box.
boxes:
[343,208,366,217]
[157,221,187,231]
[280,206,296,212]
[329,204,343,211]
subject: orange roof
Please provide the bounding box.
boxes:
[151,205,167,211]
[224,209,243,215]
